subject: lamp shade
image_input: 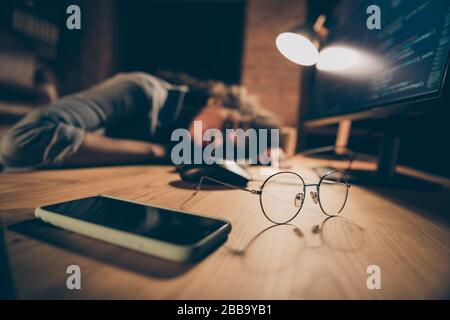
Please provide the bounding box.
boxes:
[275,32,319,66]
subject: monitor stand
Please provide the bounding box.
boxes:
[305,120,355,160]
[313,131,441,190]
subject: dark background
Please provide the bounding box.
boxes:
[118,1,245,84]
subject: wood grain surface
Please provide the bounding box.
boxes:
[0,156,449,299]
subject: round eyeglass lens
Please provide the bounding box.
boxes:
[318,171,349,216]
[260,172,305,224]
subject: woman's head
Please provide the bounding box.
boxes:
[158,71,282,163]
[157,70,281,135]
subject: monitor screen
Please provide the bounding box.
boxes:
[307,0,450,121]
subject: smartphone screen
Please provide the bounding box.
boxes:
[41,196,229,245]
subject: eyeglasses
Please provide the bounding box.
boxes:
[188,170,351,225]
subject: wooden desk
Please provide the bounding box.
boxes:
[0,157,449,299]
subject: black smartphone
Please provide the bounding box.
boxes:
[35,195,231,262]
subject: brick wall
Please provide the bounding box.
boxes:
[241,0,306,127]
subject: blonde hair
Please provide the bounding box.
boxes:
[157,70,280,130]
[209,82,280,130]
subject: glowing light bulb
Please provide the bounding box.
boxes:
[316,46,361,71]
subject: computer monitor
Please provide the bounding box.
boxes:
[304,0,450,188]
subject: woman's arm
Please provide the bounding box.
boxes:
[64,132,166,166]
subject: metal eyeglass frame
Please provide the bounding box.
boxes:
[192,170,351,225]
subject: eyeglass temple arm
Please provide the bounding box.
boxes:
[195,176,261,195]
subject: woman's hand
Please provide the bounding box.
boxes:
[148,143,166,159]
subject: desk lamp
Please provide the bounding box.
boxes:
[275,14,354,160]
